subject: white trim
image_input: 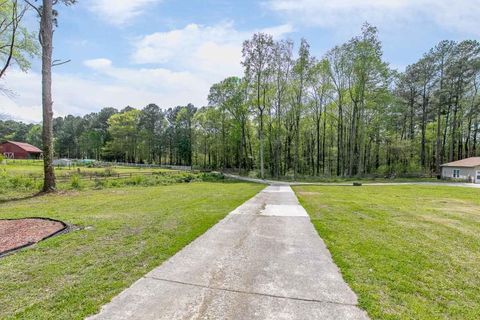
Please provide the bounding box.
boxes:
[3,152,14,159]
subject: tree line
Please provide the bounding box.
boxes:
[2,22,479,178]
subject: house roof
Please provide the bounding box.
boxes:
[441,157,480,168]
[1,140,42,153]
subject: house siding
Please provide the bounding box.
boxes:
[442,166,480,183]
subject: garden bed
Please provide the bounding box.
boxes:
[0,218,68,257]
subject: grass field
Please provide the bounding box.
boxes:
[294,185,480,320]
[0,182,263,319]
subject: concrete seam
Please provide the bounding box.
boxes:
[145,276,358,307]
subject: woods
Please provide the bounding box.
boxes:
[1,23,479,178]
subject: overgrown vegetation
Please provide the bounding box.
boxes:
[0,160,225,200]
[295,185,480,319]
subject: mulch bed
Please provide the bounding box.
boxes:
[0,218,67,257]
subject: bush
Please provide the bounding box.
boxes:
[125,175,145,186]
[200,172,224,181]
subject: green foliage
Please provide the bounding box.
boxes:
[0,1,39,74]
[69,174,83,190]
[2,24,479,179]
[25,124,42,147]
[0,169,42,195]
[104,109,141,162]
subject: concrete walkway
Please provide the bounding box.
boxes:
[88,186,369,320]
[224,173,480,188]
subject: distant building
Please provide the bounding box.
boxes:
[0,141,43,159]
[441,157,480,183]
[52,158,73,167]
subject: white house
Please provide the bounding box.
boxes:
[441,157,480,183]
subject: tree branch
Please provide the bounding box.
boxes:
[52,59,71,67]
[23,0,41,16]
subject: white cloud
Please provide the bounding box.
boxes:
[89,0,161,26]
[0,65,208,122]
[84,58,112,69]
[265,0,480,36]
[132,22,293,78]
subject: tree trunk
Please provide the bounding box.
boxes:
[435,101,442,175]
[259,109,264,178]
[449,96,459,162]
[337,100,343,176]
[41,0,56,192]
[420,89,427,169]
[316,111,320,176]
[322,109,327,175]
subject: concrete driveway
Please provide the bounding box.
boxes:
[88,185,368,320]
[224,173,480,188]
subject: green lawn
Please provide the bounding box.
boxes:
[0,182,263,319]
[294,185,480,320]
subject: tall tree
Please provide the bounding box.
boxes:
[242,33,274,179]
[308,59,332,175]
[26,0,75,192]
[291,38,312,178]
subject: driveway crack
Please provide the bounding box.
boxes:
[145,275,358,307]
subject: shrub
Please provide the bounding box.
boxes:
[200,172,224,181]
[70,174,83,190]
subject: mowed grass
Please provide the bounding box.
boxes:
[0,182,263,319]
[294,185,480,320]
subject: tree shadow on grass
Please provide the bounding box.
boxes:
[0,191,48,205]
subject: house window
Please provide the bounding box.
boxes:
[453,169,460,178]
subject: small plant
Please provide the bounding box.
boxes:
[70,174,83,190]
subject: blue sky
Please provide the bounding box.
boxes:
[1,0,479,122]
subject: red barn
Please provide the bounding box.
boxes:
[0,141,43,159]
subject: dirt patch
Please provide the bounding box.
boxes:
[0,218,67,257]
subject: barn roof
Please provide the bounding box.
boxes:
[441,157,480,168]
[1,141,43,153]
